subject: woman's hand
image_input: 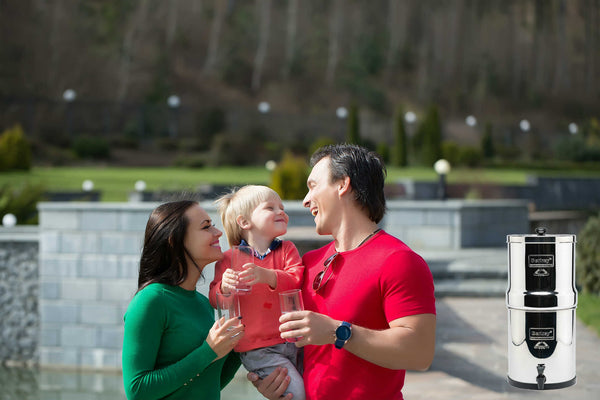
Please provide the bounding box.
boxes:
[220,268,239,293]
[247,367,293,400]
[206,317,244,360]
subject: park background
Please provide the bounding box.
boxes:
[1,1,600,399]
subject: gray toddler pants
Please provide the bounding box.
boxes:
[240,342,305,400]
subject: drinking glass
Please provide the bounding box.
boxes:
[215,292,241,329]
[279,289,304,342]
[231,245,254,294]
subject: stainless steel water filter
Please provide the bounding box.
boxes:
[506,227,577,390]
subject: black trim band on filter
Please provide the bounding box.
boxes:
[507,376,576,390]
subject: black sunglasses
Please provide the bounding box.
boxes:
[312,252,339,291]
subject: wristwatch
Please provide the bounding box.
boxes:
[334,321,352,349]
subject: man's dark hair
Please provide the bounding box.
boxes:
[310,144,387,223]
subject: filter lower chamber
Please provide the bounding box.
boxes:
[507,308,576,389]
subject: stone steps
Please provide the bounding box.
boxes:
[422,248,508,297]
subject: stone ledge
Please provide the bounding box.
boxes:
[0,226,39,242]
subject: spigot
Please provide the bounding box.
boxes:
[536,364,546,390]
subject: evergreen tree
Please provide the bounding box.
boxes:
[393,105,408,166]
[481,121,495,159]
[347,103,361,145]
[413,105,442,166]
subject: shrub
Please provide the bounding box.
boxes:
[577,213,600,295]
[441,141,461,166]
[0,183,46,225]
[270,152,309,200]
[72,136,110,159]
[457,146,483,167]
[555,135,600,162]
[0,124,32,171]
[309,137,336,157]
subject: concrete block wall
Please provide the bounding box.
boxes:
[37,201,231,370]
[35,199,530,370]
[38,203,156,370]
[383,200,530,249]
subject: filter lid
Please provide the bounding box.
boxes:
[507,226,576,244]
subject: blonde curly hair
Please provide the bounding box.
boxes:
[215,185,281,246]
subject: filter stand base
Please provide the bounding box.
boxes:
[507,376,576,390]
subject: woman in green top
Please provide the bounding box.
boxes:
[123,200,245,400]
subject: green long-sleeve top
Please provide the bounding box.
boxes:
[122,283,241,400]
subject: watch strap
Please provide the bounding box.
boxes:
[334,321,352,349]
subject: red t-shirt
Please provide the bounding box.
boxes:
[301,230,436,400]
[209,240,304,353]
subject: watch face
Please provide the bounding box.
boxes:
[336,325,351,340]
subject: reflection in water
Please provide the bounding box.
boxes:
[0,366,263,400]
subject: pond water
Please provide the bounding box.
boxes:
[0,366,264,400]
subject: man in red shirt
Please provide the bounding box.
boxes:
[250,144,436,400]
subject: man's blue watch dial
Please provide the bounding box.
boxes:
[334,321,352,349]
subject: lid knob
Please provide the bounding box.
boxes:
[535,227,547,236]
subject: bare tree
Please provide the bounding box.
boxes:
[48,2,66,92]
[583,0,599,96]
[166,0,180,51]
[204,0,227,74]
[552,0,569,94]
[326,0,343,85]
[283,0,298,79]
[118,0,150,103]
[251,0,272,91]
[385,0,403,70]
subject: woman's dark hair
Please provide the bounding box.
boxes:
[137,200,201,292]
[310,143,387,223]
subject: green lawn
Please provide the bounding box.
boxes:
[0,166,271,202]
[578,292,600,337]
[2,165,600,202]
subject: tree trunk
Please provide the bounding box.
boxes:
[251,0,272,91]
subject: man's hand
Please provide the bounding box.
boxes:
[247,367,293,400]
[279,310,337,346]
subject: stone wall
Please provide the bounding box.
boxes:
[0,227,39,365]
[37,202,157,370]
[0,199,533,369]
[389,176,600,212]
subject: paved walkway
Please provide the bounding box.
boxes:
[222,297,600,400]
[404,297,599,400]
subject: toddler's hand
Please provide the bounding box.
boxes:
[221,268,239,293]
[239,264,277,288]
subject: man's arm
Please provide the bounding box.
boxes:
[279,311,436,371]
